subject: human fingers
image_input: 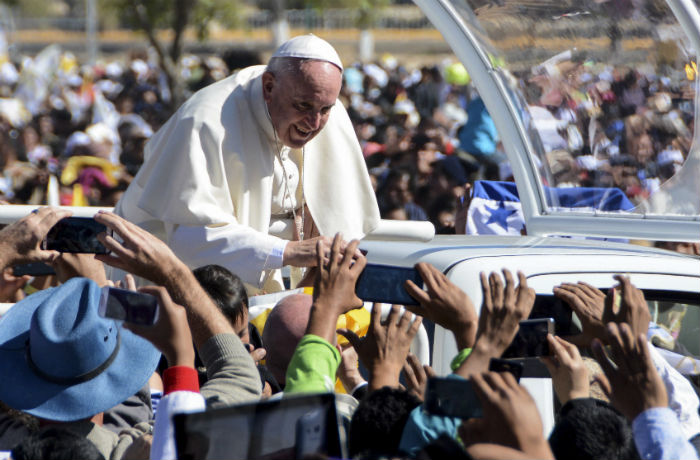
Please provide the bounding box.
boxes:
[385,304,401,333]
[515,271,534,314]
[315,238,325,269]
[578,282,605,299]
[342,239,360,269]
[554,335,583,362]
[424,364,436,378]
[250,347,267,363]
[337,328,363,352]
[396,307,414,332]
[328,232,343,269]
[503,269,515,307]
[125,273,137,291]
[480,272,492,312]
[403,280,430,312]
[553,284,587,310]
[545,333,571,366]
[408,314,423,337]
[591,338,617,384]
[489,272,504,308]
[369,302,382,330]
[34,207,73,233]
[415,262,439,294]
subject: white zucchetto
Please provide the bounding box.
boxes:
[271,34,343,71]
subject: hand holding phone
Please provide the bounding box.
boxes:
[424,376,483,419]
[502,318,555,358]
[98,286,159,325]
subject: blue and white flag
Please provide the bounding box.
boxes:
[467,180,634,235]
[467,181,525,235]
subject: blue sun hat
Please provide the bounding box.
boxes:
[0,278,161,422]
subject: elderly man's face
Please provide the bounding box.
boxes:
[262,60,342,149]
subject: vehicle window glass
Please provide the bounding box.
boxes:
[449,0,699,218]
[645,290,700,360]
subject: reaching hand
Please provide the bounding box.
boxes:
[602,275,650,341]
[404,262,478,349]
[476,270,536,356]
[553,282,606,346]
[335,344,366,394]
[402,352,435,402]
[94,211,184,285]
[591,322,667,421]
[124,285,195,368]
[541,334,590,404]
[313,233,366,315]
[459,372,554,459]
[0,207,72,268]
[338,303,422,391]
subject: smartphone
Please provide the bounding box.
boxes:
[355,264,423,305]
[488,358,524,382]
[12,262,56,277]
[424,377,482,419]
[42,217,110,254]
[98,286,159,325]
[502,318,555,358]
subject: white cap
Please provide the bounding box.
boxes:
[271,34,343,71]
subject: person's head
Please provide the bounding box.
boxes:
[548,398,640,460]
[261,294,313,386]
[193,264,249,341]
[349,387,421,458]
[0,278,160,423]
[11,425,105,460]
[263,35,343,149]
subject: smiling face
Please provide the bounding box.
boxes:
[262,59,342,149]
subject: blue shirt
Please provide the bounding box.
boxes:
[633,407,699,460]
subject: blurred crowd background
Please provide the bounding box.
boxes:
[0,44,695,235]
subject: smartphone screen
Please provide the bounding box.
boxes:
[98,287,159,325]
[355,264,423,306]
[424,377,482,419]
[502,318,555,358]
[488,358,524,382]
[42,217,110,254]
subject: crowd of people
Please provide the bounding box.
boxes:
[0,41,695,234]
[0,36,698,460]
[0,207,697,460]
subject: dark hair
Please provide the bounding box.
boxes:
[11,425,105,460]
[549,398,640,460]
[349,387,421,458]
[193,264,248,328]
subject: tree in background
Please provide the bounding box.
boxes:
[100,0,240,109]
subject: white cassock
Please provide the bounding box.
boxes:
[114,65,380,293]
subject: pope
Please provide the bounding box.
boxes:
[114,35,380,292]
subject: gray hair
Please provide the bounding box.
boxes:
[265,56,335,80]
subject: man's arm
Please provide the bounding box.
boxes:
[284,233,366,394]
[95,211,261,406]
